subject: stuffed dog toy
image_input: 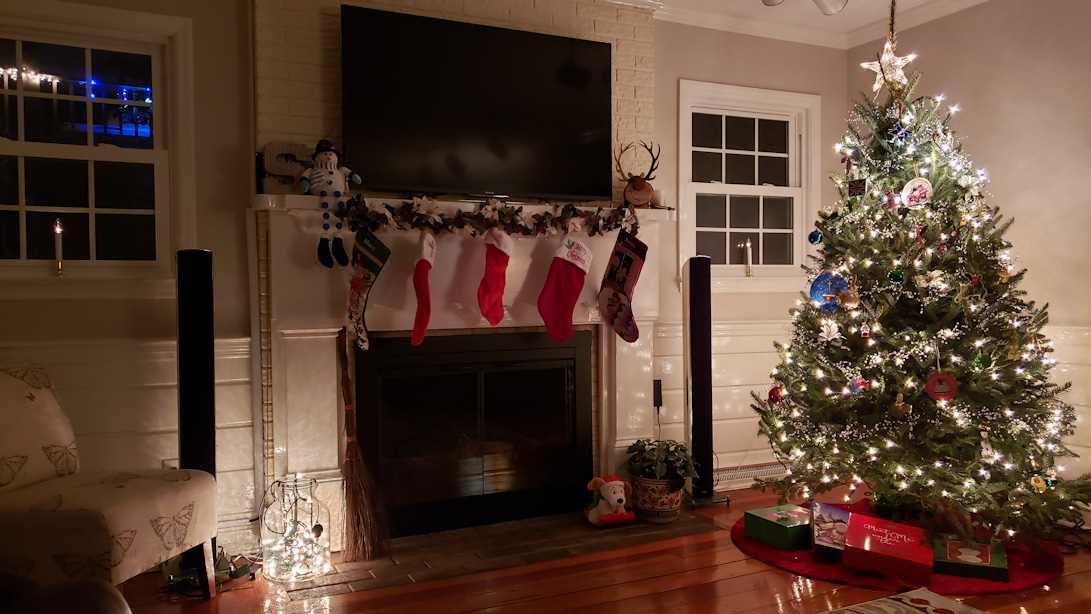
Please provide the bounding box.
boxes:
[584,475,635,526]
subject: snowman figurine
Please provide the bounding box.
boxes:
[300,139,362,268]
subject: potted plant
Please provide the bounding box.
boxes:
[624,439,699,523]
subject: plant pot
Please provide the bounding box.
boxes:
[629,476,685,523]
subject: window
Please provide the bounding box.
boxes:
[678,81,820,292]
[0,3,194,298]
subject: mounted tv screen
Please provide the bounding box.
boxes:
[341,6,613,201]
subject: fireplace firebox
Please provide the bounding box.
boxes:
[356,331,593,536]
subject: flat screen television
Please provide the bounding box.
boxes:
[341,6,613,201]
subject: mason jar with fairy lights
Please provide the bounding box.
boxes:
[260,474,332,583]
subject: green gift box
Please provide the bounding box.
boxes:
[933,536,1009,582]
[744,504,812,551]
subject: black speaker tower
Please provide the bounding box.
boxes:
[177,250,216,478]
[683,256,726,506]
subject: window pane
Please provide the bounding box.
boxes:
[90,49,152,102]
[95,162,154,210]
[21,42,86,96]
[26,211,88,260]
[764,233,793,265]
[0,39,14,87]
[724,116,754,151]
[758,156,788,186]
[0,155,16,205]
[728,232,759,265]
[758,119,789,154]
[0,211,18,259]
[96,214,155,260]
[24,97,88,145]
[93,102,153,149]
[725,154,754,185]
[695,194,726,228]
[0,95,16,141]
[692,151,721,183]
[763,197,793,229]
[696,231,726,265]
[729,196,760,229]
[25,158,88,208]
[692,113,721,149]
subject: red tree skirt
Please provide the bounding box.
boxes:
[730,502,1063,595]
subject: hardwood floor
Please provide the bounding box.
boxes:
[123,488,1091,613]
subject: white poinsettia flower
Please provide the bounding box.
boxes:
[958,173,983,196]
[915,270,945,288]
[567,216,584,234]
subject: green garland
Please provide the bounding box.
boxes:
[335,197,639,237]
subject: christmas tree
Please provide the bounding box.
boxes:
[752,18,1091,542]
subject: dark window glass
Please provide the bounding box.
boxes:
[25,158,88,208]
[692,113,721,149]
[0,95,16,141]
[93,102,153,149]
[758,119,789,154]
[0,155,16,205]
[695,194,726,228]
[0,211,18,259]
[728,232,760,265]
[725,153,754,185]
[691,151,721,183]
[763,197,793,229]
[26,211,88,260]
[724,116,755,151]
[90,49,152,102]
[21,42,86,96]
[764,233,793,265]
[0,39,14,78]
[758,156,788,186]
[96,213,155,260]
[696,231,726,265]
[95,162,154,210]
[729,196,760,228]
[23,97,88,145]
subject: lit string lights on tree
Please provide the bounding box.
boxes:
[751,0,1091,544]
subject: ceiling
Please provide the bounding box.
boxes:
[639,0,991,49]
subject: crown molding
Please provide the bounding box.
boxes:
[845,0,992,48]
[654,0,993,51]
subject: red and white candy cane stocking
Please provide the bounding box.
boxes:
[598,229,647,343]
[477,228,513,326]
[411,229,437,346]
[537,235,592,343]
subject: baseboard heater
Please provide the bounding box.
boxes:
[713,462,787,485]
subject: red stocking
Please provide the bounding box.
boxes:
[599,229,647,343]
[537,235,592,343]
[411,229,436,346]
[477,229,513,326]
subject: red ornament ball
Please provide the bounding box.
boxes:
[768,386,784,404]
[926,372,958,401]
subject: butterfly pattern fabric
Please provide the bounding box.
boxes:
[111,530,137,567]
[53,552,111,580]
[0,364,53,390]
[77,472,140,488]
[0,555,35,577]
[31,493,63,512]
[42,441,78,476]
[0,455,28,487]
[150,502,194,550]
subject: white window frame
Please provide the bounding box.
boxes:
[678,80,821,293]
[0,0,195,300]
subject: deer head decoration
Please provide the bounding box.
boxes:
[614,141,660,207]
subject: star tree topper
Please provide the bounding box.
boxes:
[861,37,916,94]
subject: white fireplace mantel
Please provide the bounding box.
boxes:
[247,194,673,548]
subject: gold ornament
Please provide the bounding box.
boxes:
[1007,342,1020,361]
[997,267,1010,283]
[860,38,916,94]
[892,393,912,417]
[1031,475,1047,493]
[839,289,861,310]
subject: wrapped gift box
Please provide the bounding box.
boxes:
[933,537,1009,582]
[811,501,851,558]
[843,514,933,586]
[744,504,812,551]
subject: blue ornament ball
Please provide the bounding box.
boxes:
[808,230,823,245]
[809,272,849,312]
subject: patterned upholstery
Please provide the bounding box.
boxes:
[0,366,80,493]
[0,366,217,587]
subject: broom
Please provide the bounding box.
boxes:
[337,327,388,561]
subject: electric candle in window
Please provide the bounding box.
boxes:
[54,218,64,277]
[745,238,754,277]
[260,474,332,583]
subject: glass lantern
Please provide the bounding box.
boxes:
[260,475,332,582]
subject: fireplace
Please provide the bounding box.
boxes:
[356,331,593,536]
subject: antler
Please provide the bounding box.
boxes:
[613,142,634,181]
[639,141,660,181]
